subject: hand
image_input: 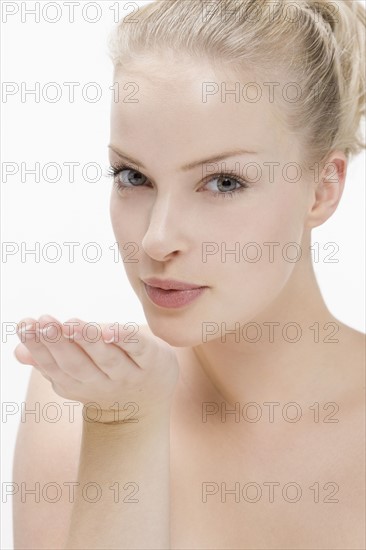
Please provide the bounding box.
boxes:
[14,315,180,423]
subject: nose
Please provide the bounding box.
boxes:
[141,193,187,261]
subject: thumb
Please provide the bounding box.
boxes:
[101,323,164,369]
[14,343,38,367]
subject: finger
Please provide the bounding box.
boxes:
[36,315,112,384]
[13,343,55,384]
[13,343,50,379]
[14,342,39,367]
[101,322,169,371]
[62,319,142,381]
[16,317,78,386]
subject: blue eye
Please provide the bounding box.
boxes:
[106,163,249,199]
[203,172,249,198]
[106,164,147,187]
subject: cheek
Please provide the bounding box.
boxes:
[244,181,308,249]
[202,188,307,321]
[206,245,296,326]
[109,192,121,229]
[204,185,306,256]
[110,193,145,240]
[109,195,147,277]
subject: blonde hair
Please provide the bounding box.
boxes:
[108,0,366,171]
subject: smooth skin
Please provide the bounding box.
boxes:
[14,319,178,549]
[14,55,365,549]
[15,319,179,419]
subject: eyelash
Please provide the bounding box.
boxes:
[106,162,249,199]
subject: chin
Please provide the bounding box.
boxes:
[144,315,206,348]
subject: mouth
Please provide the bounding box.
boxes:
[142,280,208,309]
[142,277,208,291]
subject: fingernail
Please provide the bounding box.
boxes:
[41,325,57,338]
[17,323,34,334]
[103,336,115,344]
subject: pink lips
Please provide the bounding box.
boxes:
[142,277,206,291]
[142,278,208,308]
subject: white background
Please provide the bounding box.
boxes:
[1,1,365,548]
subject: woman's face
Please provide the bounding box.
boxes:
[109,61,314,347]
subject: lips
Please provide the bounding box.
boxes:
[142,277,207,291]
[142,282,207,308]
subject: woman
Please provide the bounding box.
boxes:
[13,0,365,548]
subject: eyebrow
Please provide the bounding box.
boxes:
[108,144,258,172]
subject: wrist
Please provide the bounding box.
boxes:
[81,402,172,426]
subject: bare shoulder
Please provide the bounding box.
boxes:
[339,322,366,349]
[334,319,365,344]
[332,323,365,409]
[332,325,365,533]
[334,321,365,384]
[327,322,365,464]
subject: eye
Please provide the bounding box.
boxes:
[106,162,250,199]
[106,163,148,189]
[202,172,249,198]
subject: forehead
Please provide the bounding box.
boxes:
[110,60,292,164]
